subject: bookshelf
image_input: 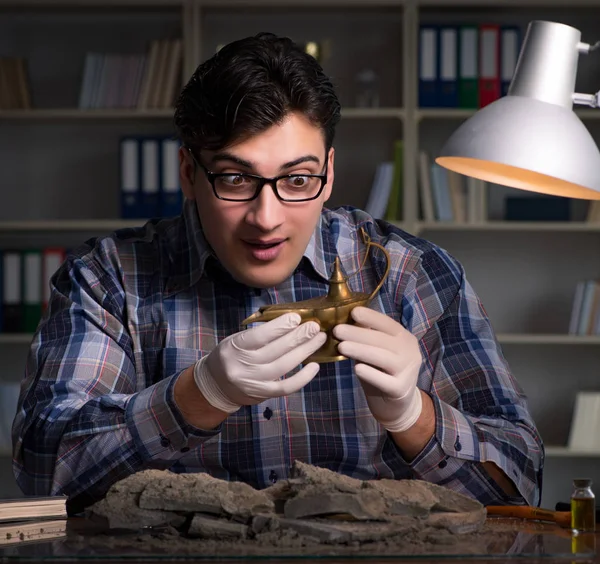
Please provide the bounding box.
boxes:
[412,221,600,233]
[0,0,598,509]
[409,0,600,510]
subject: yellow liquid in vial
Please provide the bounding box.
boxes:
[572,532,596,555]
[571,497,596,533]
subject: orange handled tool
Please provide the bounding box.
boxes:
[486,506,571,528]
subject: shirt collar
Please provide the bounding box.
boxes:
[298,213,332,282]
[165,200,334,296]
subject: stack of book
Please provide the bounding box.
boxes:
[78,38,183,110]
[0,497,68,546]
[568,280,600,336]
[0,248,66,334]
[585,200,600,223]
[364,147,489,224]
[119,136,182,219]
[568,392,600,452]
[364,140,403,221]
[417,151,487,223]
[418,24,520,109]
[0,58,31,110]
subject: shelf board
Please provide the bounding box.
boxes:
[0,109,174,121]
[4,333,599,346]
[575,109,600,120]
[415,221,600,233]
[545,446,600,457]
[0,334,33,344]
[0,108,405,122]
[417,108,600,122]
[0,219,145,231]
[416,108,475,121]
[342,107,404,120]
[419,0,600,5]
[496,334,600,345]
[199,0,404,5]
[0,0,184,5]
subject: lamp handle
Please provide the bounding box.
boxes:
[344,227,391,302]
[572,40,600,107]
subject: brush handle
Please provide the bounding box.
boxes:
[556,501,600,521]
[486,506,571,528]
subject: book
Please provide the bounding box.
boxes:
[568,392,600,452]
[0,496,67,524]
[0,519,66,546]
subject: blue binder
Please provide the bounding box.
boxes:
[140,137,161,219]
[419,25,438,107]
[500,26,521,97]
[438,26,459,107]
[160,137,183,217]
[119,137,141,219]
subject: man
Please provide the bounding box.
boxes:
[13,32,543,514]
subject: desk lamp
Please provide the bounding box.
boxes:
[437,20,600,200]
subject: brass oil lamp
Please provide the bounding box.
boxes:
[241,228,391,363]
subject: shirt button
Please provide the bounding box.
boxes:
[438,459,448,469]
[269,470,278,484]
[263,407,273,420]
[454,440,462,452]
[180,447,190,453]
[159,435,170,448]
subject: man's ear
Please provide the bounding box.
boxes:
[179,147,196,200]
[323,147,335,203]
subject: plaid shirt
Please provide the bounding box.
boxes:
[13,199,543,511]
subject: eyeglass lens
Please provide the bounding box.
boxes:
[215,174,323,201]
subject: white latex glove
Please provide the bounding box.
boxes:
[333,306,423,433]
[194,313,327,413]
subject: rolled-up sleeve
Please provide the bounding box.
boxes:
[12,243,219,510]
[389,247,544,506]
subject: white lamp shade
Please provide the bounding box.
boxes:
[437,20,600,200]
[436,95,600,200]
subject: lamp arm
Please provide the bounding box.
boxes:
[572,92,600,108]
[577,40,600,54]
[572,41,600,107]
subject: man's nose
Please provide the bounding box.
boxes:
[245,182,285,232]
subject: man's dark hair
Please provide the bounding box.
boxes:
[174,32,341,155]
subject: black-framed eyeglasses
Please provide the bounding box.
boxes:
[186,147,328,202]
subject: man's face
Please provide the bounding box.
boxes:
[180,112,335,288]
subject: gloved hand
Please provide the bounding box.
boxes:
[194,313,327,413]
[333,306,423,433]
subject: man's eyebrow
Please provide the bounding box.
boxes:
[210,153,322,171]
[281,155,321,169]
[210,153,253,168]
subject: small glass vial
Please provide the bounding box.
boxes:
[571,478,596,533]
